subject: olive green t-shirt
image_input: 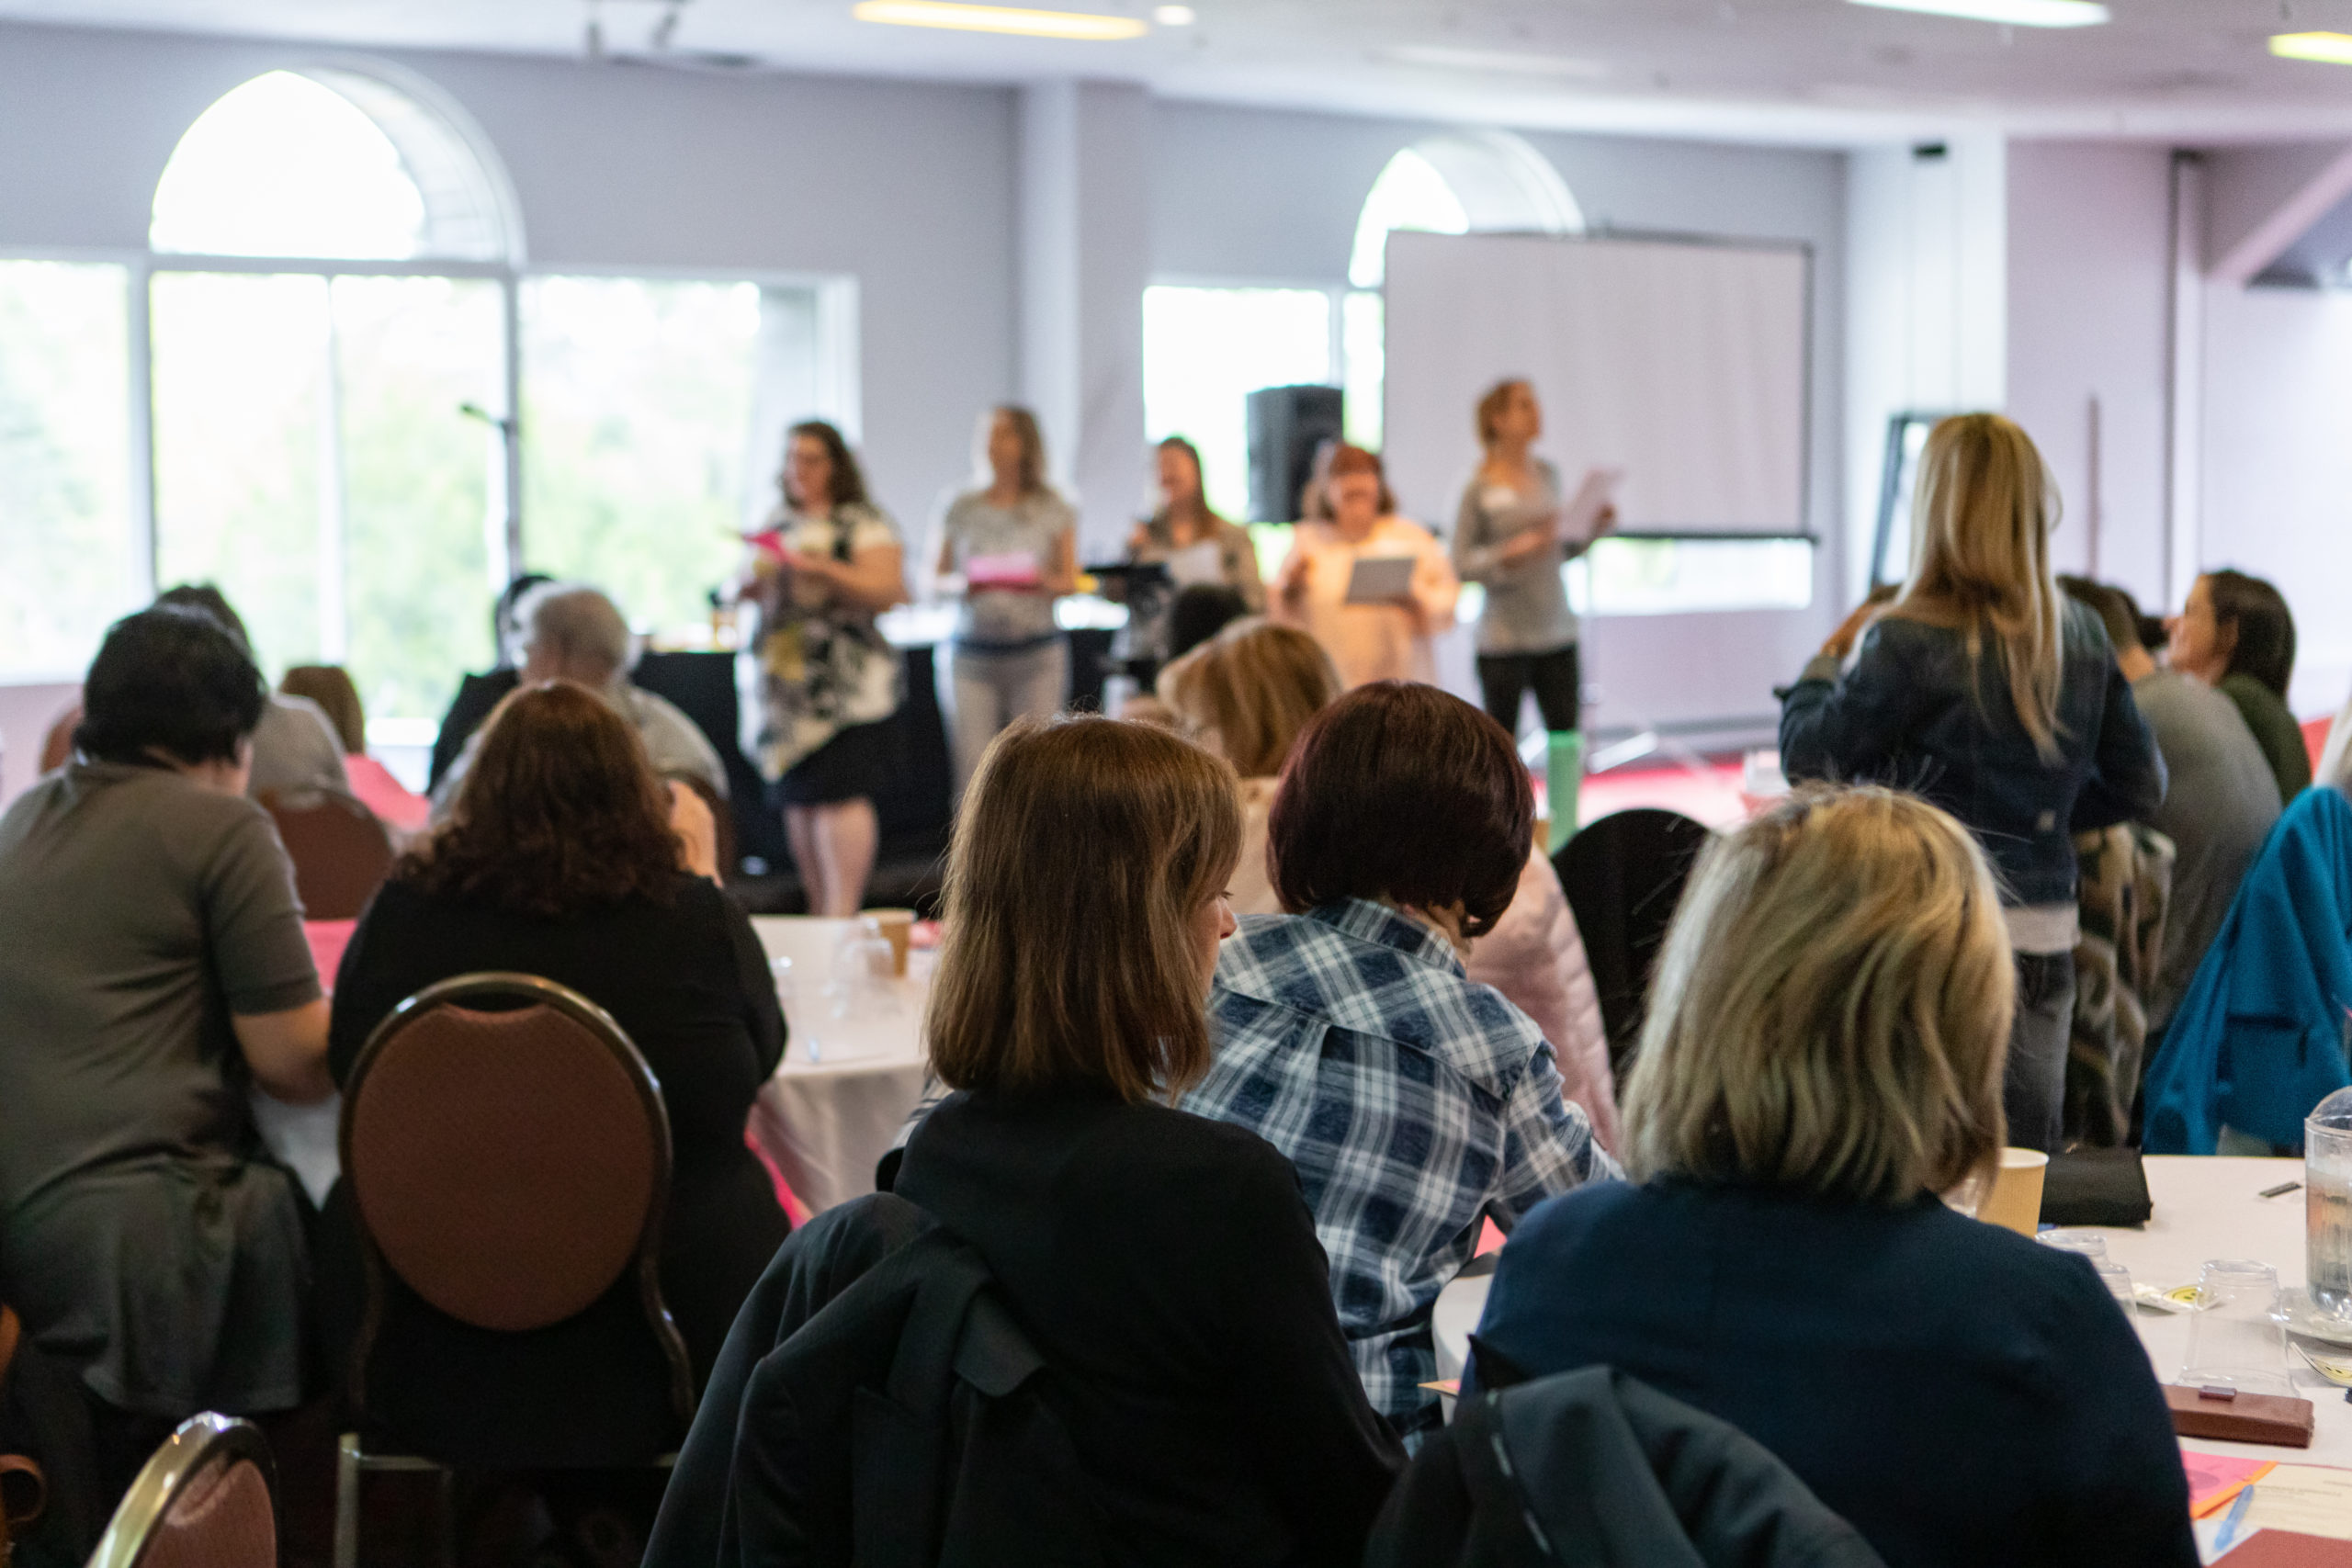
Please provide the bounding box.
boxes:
[0,761,320,1209]
[2219,671,2312,806]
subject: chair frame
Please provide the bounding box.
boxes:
[333,972,694,1568]
[86,1414,276,1568]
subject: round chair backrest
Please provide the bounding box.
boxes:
[1554,807,1713,1071]
[262,789,396,920]
[89,1414,275,1568]
[342,976,667,1333]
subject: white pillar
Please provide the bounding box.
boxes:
[1017,80,1150,559]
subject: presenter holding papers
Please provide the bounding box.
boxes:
[1272,443,1459,689]
[935,404,1080,792]
[1453,378,1618,737]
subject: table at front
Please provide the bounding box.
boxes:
[747,916,932,1217]
[1435,1156,2352,1466]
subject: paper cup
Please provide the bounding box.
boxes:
[1975,1147,2051,1235]
[861,908,914,976]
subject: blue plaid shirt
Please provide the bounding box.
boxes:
[1182,899,1618,1438]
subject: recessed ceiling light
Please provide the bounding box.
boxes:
[1385,44,1611,80]
[1847,0,2109,27]
[852,1,1148,39]
[1152,5,1195,24]
[2272,31,2352,64]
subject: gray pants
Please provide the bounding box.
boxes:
[944,637,1069,795]
[2002,949,2076,1156]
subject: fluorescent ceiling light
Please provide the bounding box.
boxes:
[852,1,1148,39]
[1847,0,2109,27]
[1384,45,1611,80]
[2272,31,2352,64]
[1152,5,1195,24]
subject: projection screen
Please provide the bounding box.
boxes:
[1381,229,1810,536]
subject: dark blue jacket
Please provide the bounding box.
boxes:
[2143,785,2352,1153]
[1469,1180,2196,1568]
[1779,600,2165,907]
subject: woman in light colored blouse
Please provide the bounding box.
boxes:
[934,405,1080,793]
[1453,379,1612,737]
[1270,444,1457,688]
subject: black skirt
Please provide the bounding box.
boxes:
[772,716,899,807]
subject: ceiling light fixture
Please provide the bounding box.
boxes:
[1385,44,1611,79]
[1847,0,2109,27]
[1152,5,1195,24]
[852,1,1148,39]
[2272,31,2352,63]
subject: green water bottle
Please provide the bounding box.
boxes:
[1546,730,1582,854]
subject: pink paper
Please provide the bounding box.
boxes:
[2187,1450,2280,1517]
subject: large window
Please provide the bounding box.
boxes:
[1141,286,1333,521]
[5,65,849,726]
[0,262,135,680]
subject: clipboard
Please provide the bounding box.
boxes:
[1558,467,1625,547]
[1344,555,1418,605]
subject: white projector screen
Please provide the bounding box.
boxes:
[1382,230,1809,536]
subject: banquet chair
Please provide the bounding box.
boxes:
[85,1414,277,1568]
[260,788,396,920]
[1554,807,1712,1077]
[333,973,695,1568]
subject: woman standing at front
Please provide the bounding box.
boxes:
[1780,413,2164,1154]
[740,421,910,917]
[934,406,1079,792]
[1453,379,1609,737]
[1271,444,1457,689]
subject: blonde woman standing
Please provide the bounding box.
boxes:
[933,406,1080,792]
[1779,413,2164,1153]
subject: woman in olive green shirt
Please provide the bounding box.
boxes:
[2168,569,2311,803]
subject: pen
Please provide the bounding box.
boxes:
[2260,1181,2302,1199]
[2213,1479,2258,1553]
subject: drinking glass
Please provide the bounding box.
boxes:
[2092,1258,2134,1305]
[2180,1259,2288,1394]
[2308,1087,2352,1316]
[2035,1230,2109,1260]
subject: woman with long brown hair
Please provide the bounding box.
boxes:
[890,716,1399,1565]
[1780,413,2164,1152]
[325,681,788,1398]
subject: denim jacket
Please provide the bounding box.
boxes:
[1779,599,2165,908]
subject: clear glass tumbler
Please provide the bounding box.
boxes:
[2180,1259,2287,1395]
[2308,1088,2352,1316]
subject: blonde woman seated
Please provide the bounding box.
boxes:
[1160,620,1617,1149]
[1468,787,2194,1568]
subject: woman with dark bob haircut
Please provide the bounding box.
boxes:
[322,682,789,1435]
[1,607,333,1500]
[1182,682,1616,1444]
[891,716,1401,1565]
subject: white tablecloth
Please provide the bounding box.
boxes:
[748,916,932,1216]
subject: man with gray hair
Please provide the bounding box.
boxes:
[428,582,728,822]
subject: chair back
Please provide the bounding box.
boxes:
[338,973,694,1425]
[1554,807,1713,1076]
[85,1415,275,1568]
[261,788,396,919]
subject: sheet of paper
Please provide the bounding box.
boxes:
[2243,1465,2352,1542]
[1163,540,1225,589]
[2188,1452,2282,1517]
[1558,466,1625,547]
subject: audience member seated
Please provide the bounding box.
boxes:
[277,664,431,834]
[0,607,333,1498]
[1182,680,1618,1445]
[428,582,726,821]
[426,571,548,794]
[2061,578,2278,1035]
[888,716,1403,1564]
[1161,619,1617,1146]
[1470,785,2197,1568]
[1270,444,1459,688]
[324,682,784,1382]
[2168,568,2310,804]
[1781,414,2164,1154]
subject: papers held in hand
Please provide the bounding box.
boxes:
[1344,556,1419,605]
[967,551,1043,591]
[1558,466,1626,547]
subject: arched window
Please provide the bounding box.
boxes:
[1342,130,1583,451]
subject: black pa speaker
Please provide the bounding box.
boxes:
[1246,384,1344,524]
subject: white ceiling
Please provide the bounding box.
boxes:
[10,0,2352,145]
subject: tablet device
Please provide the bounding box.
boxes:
[1344,555,1418,604]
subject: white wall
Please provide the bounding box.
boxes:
[1151,100,1849,739]
[0,19,1018,547]
[2004,141,2174,606]
[2197,283,2352,719]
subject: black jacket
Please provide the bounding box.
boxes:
[1368,1366,1883,1568]
[1780,599,2164,907]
